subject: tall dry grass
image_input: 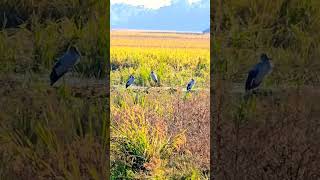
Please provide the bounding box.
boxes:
[111,90,210,179]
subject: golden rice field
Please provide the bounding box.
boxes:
[110,31,210,179]
[111,31,210,88]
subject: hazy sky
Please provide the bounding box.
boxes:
[110,0,209,31]
[111,0,172,9]
[111,0,202,9]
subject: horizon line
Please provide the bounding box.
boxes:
[111,28,209,34]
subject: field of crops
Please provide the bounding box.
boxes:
[111,31,210,88]
[110,31,210,179]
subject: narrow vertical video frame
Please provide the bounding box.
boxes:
[110,0,210,179]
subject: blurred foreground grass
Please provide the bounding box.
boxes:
[0,0,108,78]
[213,0,320,87]
[0,0,109,179]
[0,75,108,178]
[212,0,320,179]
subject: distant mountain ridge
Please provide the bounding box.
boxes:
[111,0,210,32]
[202,27,210,33]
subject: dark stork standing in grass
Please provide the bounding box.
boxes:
[150,71,158,84]
[126,75,135,88]
[50,46,81,86]
[245,53,273,92]
[186,79,195,92]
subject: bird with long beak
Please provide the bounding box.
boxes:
[126,75,135,88]
[245,53,273,92]
[186,79,195,92]
[150,71,158,85]
[50,46,81,86]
